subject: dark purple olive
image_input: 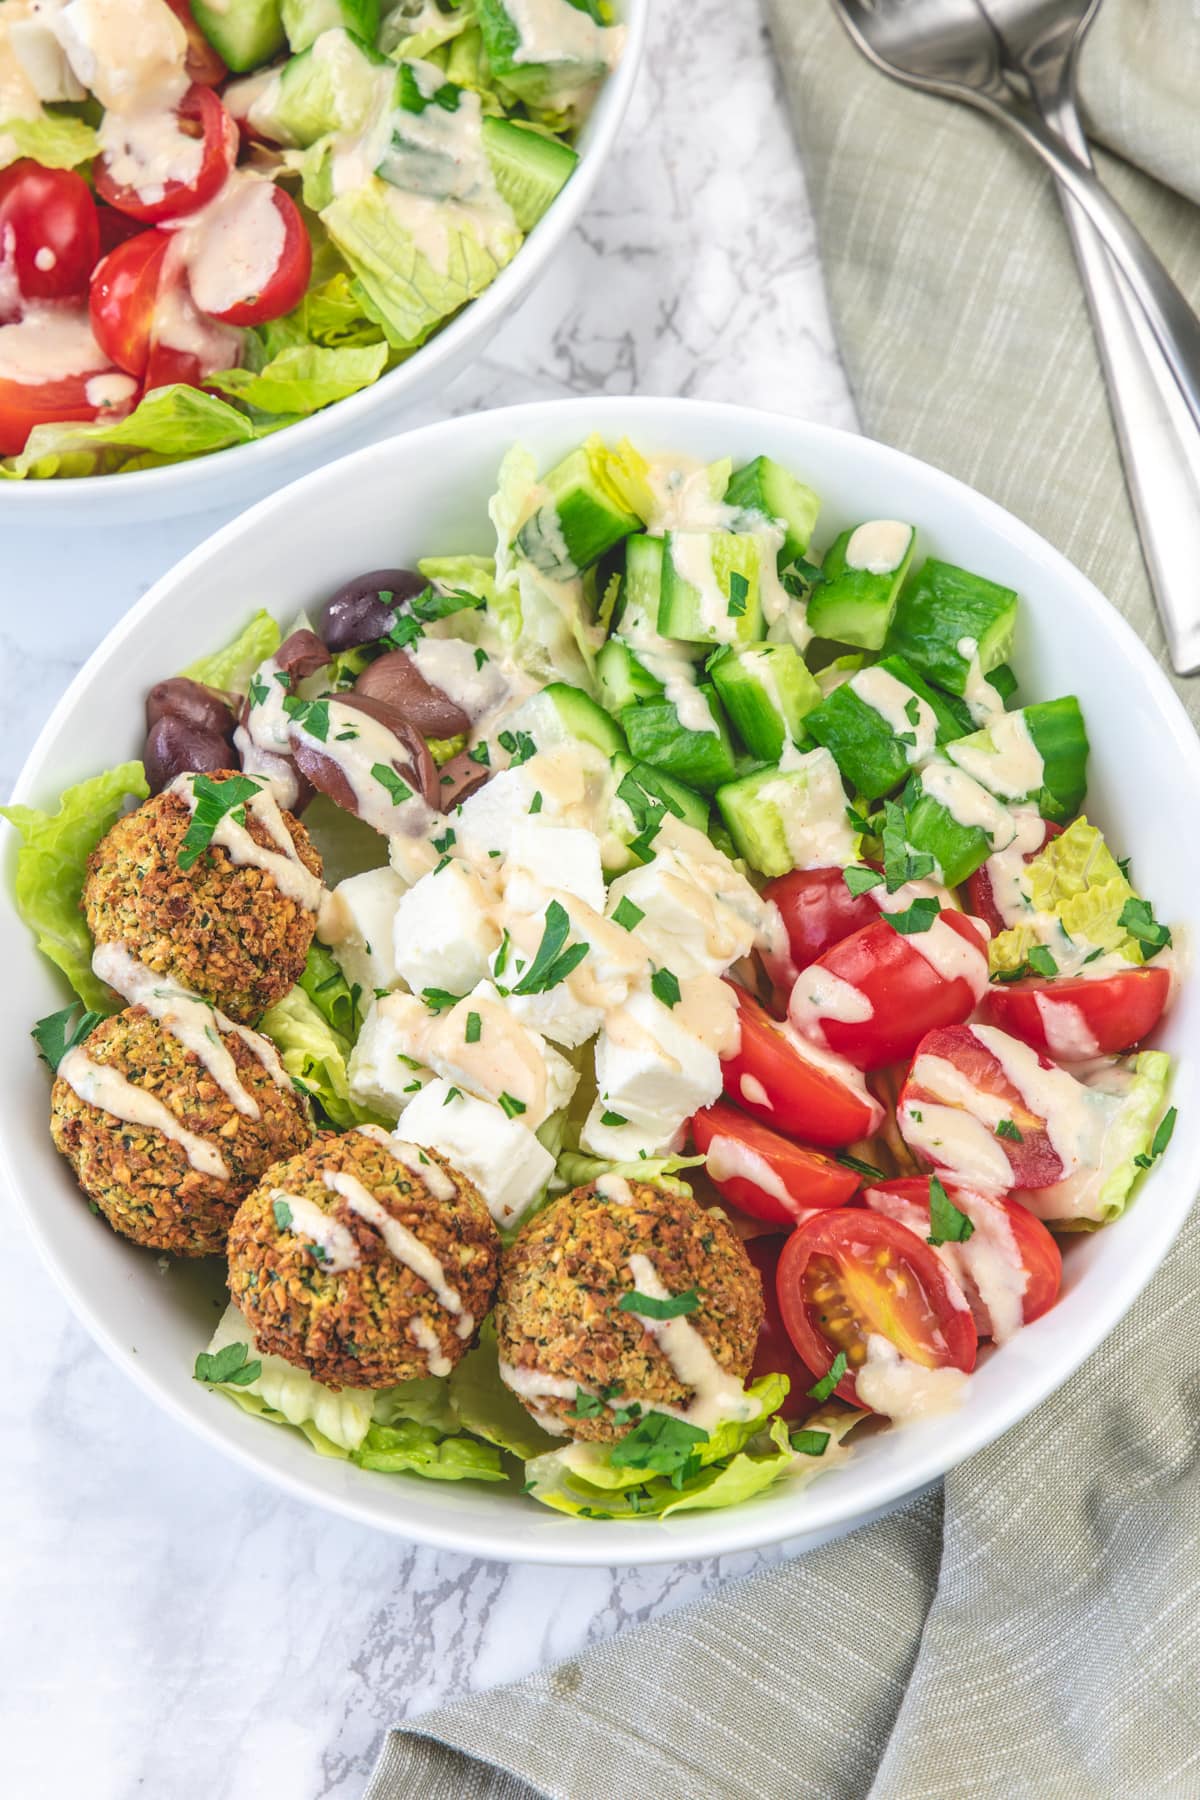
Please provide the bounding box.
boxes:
[294,695,440,817]
[145,677,236,737]
[320,568,427,653]
[437,746,490,810]
[353,650,470,739]
[144,717,234,794]
[275,628,330,684]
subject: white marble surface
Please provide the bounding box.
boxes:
[0,6,857,1797]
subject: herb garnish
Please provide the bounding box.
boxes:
[727,570,749,617]
[373,764,414,806]
[177,773,263,870]
[272,1197,294,1229]
[467,741,491,766]
[32,1003,102,1071]
[612,897,644,931]
[1134,1105,1177,1170]
[282,695,330,740]
[568,1388,604,1419]
[248,673,269,708]
[618,1287,699,1320]
[807,1352,847,1403]
[194,1342,262,1388]
[465,1011,482,1045]
[601,1110,628,1127]
[881,799,935,892]
[927,1175,974,1245]
[421,987,459,1012]
[836,1151,886,1182]
[497,728,537,766]
[995,1118,1023,1142]
[651,967,681,1008]
[608,1411,709,1478]
[512,899,588,995]
[843,864,884,898]
[790,1428,831,1457]
[1119,897,1172,957]
[886,896,941,935]
[498,1092,527,1118]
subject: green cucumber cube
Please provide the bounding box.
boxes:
[658,531,765,647]
[885,559,1018,699]
[806,521,916,652]
[619,684,736,794]
[268,28,387,145]
[476,0,613,108]
[903,759,1016,886]
[516,447,640,580]
[596,639,662,713]
[946,696,1088,821]
[723,455,821,566]
[709,643,820,763]
[806,654,966,800]
[281,0,378,54]
[716,747,856,879]
[480,116,578,232]
[192,0,286,72]
[608,756,709,870]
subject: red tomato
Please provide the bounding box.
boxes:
[96,204,148,257]
[788,909,990,1072]
[0,314,131,455]
[163,0,229,85]
[94,85,236,224]
[776,1209,977,1409]
[0,161,99,318]
[143,339,204,391]
[691,1099,859,1225]
[745,1234,820,1403]
[721,983,884,1149]
[984,965,1170,1059]
[863,1176,1061,1340]
[967,819,1063,937]
[89,230,170,378]
[198,187,312,325]
[898,1024,1066,1190]
[762,865,882,979]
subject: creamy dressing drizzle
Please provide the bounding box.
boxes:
[705,1134,809,1223]
[947,709,1045,800]
[1034,994,1101,1062]
[844,520,912,576]
[624,1252,758,1429]
[595,1173,634,1206]
[168,773,324,912]
[740,1074,772,1110]
[274,1190,360,1271]
[788,964,874,1044]
[323,1168,472,1334]
[57,1044,229,1179]
[854,1334,968,1422]
[919,761,1016,847]
[356,1123,458,1203]
[850,664,936,765]
[956,636,1006,726]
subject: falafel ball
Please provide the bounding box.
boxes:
[226,1131,501,1389]
[50,1006,313,1256]
[82,776,321,1024]
[495,1178,764,1443]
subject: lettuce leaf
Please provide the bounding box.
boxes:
[449,1320,563,1461]
[258,984,382,1128]
[1023,1050,1173,1228]
[298,940,363,1040]
[1,384,257,481]
[381,0,477,58]
[210,343,388,418]
[0,113,98,171]
[1,762,149,1011]
[353,1419,507,1481]
[180,609,281,695]
[260,271,390,357]
[991,817,1145,972]
[554,1151,705,1195]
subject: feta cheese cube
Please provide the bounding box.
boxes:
[593,988,723,1140]
[399,1079,555,1228]
[392,858,501,998]
[454,764,548,861]
[505,819,606,912]
[321,868,408,1001]
[492,969,604,1050]
[10,20,86,101]
[347,994,433,1121]
[579,1099,686,1162]
[421,981,579,1128]
[606,852,758,980]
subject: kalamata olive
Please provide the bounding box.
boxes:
[340,695,441,808]
[292,696,441,822]
[145,677,236,737]
[353,650,471,739]
[275,628,330,684]
[320,568,427,653]
[437,746,490,810]
[144,717,234,794]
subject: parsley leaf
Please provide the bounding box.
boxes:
[1134,1105,1177,1170]
[32,1003,102,1072]
[373,764,413,806]
[568,1388,604,1420]
[608,1411,709,1477]
[790,1428,831,1457]
[474,648,489,671]
[1025,945,1058,978]
[467,741,491,766]
[421,987,459,1012]
[497,729,537,766]
[498,1092,527,1118]
[843,864,884,898]
[383,613,424,652]
[904,696,921,727]
[512,899,588,995]
[432,827,455,853]
[177,773,263,870]
[1119,897,1172,956]
[529,791,543,815]
[995,1118,1023,1142]
[651,967,681,1008]
[881,799,935,892]
[618,1287,699,1320]
[886,896,941,935]
[281,695,330,741]
[465,1011,481,1045]
[727,570,749,617]
[928,1175,975,1245]
[600,1110,628,1127]
[410,583,483,622]
[272,1197,293,1230]
[612,897,644,931]
[194,1342,262,1388]
[248,672,269,709]
[836,1151,886,1182]
[807,1352,847,1403]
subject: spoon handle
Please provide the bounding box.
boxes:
[1033,88,1200,675]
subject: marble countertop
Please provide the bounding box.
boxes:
[1,6,857,1796]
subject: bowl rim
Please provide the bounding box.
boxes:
[6,393,1200,1567]
[0,0,648,513]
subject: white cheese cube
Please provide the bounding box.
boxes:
[10,20,86,101]
[347,994,433,1121]
[399,1079,555,1228]
[593,988,722,1140]
[493,971,604,1050]
[604,857,753,980]
[392,857,500,998]
[505,819,606,912]
[454,764,549,861]
[421,981,578,1128]
[579,1099,686,1162]
[321,868,408,1001]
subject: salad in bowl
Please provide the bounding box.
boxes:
[4,426,1182,1526]
[0,0,626,479]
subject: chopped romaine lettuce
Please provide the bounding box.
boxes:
[298,941,363,1040]
[1027,1050,1173,1228]
[204,1302,376,1452]
[258,984,382,1129]
[0,113,98,171]
[449,1321,563,1461]
[2,763,149,1011]
[554,1151,705,1195]
[991,817,1146,972]
[180,609,281,695]
[210,343,388,418]
[1,385,257,480]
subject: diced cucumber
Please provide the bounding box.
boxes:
[516,447,641,581]
[658,531,764,648]
[806,521,916,652]
[805,654,966,800]
[716,747,856,879]
[596,639,662,713]
[946,696,1088,821]
[375,69,470,197]
[885,559,1018,698]
[621,532,665,629]
[903,761,1016,887]
[709,643,821,763]
[268,27,387,145]
[608,755,709,869]
[281,0,377,54]
[192,0,286,72]
[480,116,579,232]
[723,455,821,566]
[506,682,626,758]
[619,685,737,794]
[476,0,613,108]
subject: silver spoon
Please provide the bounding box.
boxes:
[980,0,1200,673]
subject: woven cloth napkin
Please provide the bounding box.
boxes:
[364,5,1200,1794]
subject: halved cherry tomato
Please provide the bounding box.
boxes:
[776,1209,977,1408]
[985,965,1170,1059]
[89,230,170,378]
[967,819,1063,938]
[898,1023,1067,1190]
[745,1234,820,1402]
[196,187,312,325]
[164,0,229,86]
[0,161,100,319]
[691,1099,859,1225]
[96,204,148,257]
[721,983,884,1149]
[144,339,204,391]
[0,311,132,454]
[762,865,883,979]
[789,909,990,1072]
[94,84,236,224]
[863,1176,1061,1341]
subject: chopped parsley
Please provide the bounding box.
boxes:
[432,827,456,853]
[281,695,330,740]
[465,1011,482,1045]
[843,864,884,898]
[421,987,459,1012]
[177,773,262,870]
[790,1428,831,1457]
[381,613,424,651]
[886,896,941,935]
[881,799,935,891]
[247,672,269,709]
[904,696,921,727]
[568,1388,604,1420]
[995,1118,1023,1142]
[927,1175,974,1245]
[443,1086,462,1104]
[600,1110,628,1127]
[617,767,684,860]
[272,1198,293,1229]
[727,570,749,617]
[807,1351,847,1403]
[373,764,413,806]
[529,791,543,815]
[651,967,681,1008]
[498,1092,527,1118]
[608,1411,709,1478]
[612,897,644,931]
[1025,945,1058,978]
[474,648,489,670]
[836,1151,886,1182]
[1134,1105,1177,1170]
[493,930,511,978]
[1119,897,1172,957]
[410,583,482,621]
[512,898,588,995]
[497,728,537,766]
[193,1342,262,1388]
[32,1003,102,1072]
[467,741,491,766]
[618,1287,699,1320]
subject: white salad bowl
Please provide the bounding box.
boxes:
[4,396,1199,1567]
[0,0,646,530]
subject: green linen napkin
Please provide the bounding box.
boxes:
[364,6,1200,1794]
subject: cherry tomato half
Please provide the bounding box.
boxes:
[863,1176,1061,1342]
[788,908,990,1072]
[691,1098,859,1225]
[721,983,884,1149]
[94,84,236,224]
[984,965,1170,1060]
[776,1208,977,1409]
[0,161,100,319]
[163,0,229,86]
[0,309,132,455]
[195,186,312,326]
[898,1023,1067,1190]
[89,230,170,378]
[967,819,1063,938]
[745,1234,821,1403]
[762,865,883,980]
